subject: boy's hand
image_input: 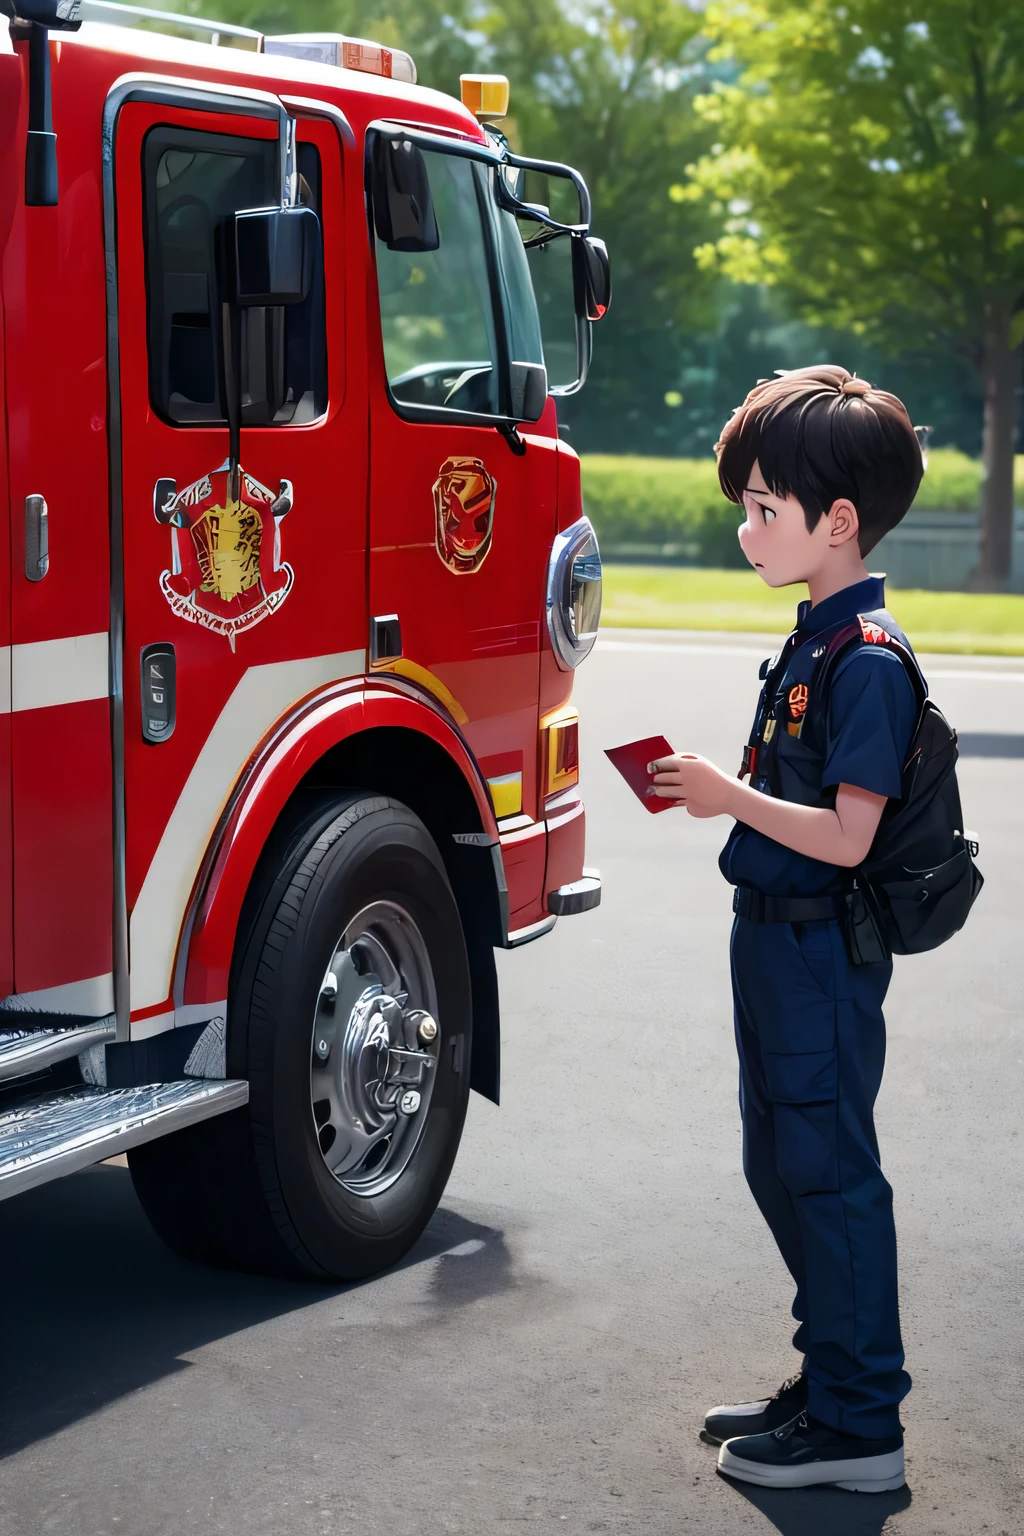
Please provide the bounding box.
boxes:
[647,754,736,818]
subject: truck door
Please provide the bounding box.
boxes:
[113,98,366,1026]
[2,114,114,1021]
[0,288,12,1005]
[366,132,559,929]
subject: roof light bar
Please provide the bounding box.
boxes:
[264,33,416,84]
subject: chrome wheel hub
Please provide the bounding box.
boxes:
[310,901,439,1196]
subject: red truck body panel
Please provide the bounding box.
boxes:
[0,18,591,1040]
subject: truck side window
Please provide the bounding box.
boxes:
[143,127,327,426]
[374,151,504,417]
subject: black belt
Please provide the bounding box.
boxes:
[733,887,841,924]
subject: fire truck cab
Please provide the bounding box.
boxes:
[0,0,608,1278]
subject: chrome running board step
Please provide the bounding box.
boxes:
[0,1079,248,1200]
[0,1018,117,1082]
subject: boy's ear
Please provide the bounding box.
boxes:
[828,498,860,548]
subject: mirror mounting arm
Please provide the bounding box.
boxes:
[220,301,243,502]
[18,0,83,206]
[498,422,528,457]
[25,22,57,206]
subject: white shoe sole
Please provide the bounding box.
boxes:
[706,1398,772,1421]
[717,1441,905,1492]
[702,1399,774,1447]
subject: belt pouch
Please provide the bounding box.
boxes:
[840,879,891,966]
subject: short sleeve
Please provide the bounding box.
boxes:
[820,647,918,799]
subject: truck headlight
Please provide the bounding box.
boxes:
[546,516,602,670]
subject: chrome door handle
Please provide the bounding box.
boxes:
[25,494,48,581]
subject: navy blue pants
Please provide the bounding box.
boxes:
[731,915,911,1438]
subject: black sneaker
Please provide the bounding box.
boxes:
[702,1372,808,1446]
[718,1411,905,1492]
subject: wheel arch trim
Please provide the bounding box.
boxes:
[173,675,501,1012]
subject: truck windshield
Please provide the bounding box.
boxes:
[374,149,544,418]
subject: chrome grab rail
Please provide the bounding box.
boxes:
[79,0,263,48]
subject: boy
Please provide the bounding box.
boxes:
[651,365,924,1493]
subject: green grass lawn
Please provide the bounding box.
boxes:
[602,565,1024,655]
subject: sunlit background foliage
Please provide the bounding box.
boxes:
[172,0,1024,574]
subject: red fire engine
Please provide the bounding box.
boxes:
[0,0,609,1278]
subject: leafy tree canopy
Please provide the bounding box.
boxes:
[682,0,1024,578]
[684,0,1024,362]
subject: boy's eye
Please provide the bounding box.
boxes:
[761,504,776,523]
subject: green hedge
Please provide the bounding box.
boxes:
[580,449,1024,568]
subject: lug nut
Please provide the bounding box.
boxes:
[417,1015,438,1044]
[315,1036,330,1060]
[399,1089,421,1115]
[320,971,338,1002]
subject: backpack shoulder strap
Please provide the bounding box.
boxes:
[815,610,927,715]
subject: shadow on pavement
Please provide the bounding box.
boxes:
[0,1163,510,1459]
[723,1477,912,1534]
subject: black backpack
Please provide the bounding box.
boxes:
[818,617,984,963]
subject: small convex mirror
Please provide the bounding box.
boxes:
[231,205,319,307]
[578,236,611,322]
[370,137,440,253]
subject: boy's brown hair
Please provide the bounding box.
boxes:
[715,365,924,555]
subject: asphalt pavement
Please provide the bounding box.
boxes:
[1,629,1021,1536]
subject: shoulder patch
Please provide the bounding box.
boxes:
[859,616,890,645]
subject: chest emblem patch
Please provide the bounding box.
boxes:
[788,683,809,721]
[433,456,496,575]
[157,462,294,650]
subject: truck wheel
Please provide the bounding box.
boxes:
[129,793,473,1280]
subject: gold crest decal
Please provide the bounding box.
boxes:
[432,455,496,575]
[158,462,294,649]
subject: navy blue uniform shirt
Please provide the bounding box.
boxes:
[720,576,920,897]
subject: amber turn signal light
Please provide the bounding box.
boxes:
[543,708,580,799]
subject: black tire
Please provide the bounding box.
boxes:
[129,793,473,1281]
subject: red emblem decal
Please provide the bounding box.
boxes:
[158,462,294,650]
[859,617,890,645]
[433,456,496,575]
[788,683,809,720]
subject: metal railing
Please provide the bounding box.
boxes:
[78,0,263,49]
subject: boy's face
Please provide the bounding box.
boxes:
[737,459,845,588]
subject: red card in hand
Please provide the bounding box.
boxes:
[604,735,677,813]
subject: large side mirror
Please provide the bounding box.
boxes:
[231,205,319,307]
[576,235,611,322]
[15,0,81,25]
[370,137,440,253]
[509,361,548,423]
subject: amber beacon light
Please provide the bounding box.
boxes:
[460,74,510,122]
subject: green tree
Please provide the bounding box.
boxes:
[684,0,1024,585]
[472,0,724,448]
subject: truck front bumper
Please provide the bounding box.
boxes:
[500,792,601,945]
[548,869,602,916]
